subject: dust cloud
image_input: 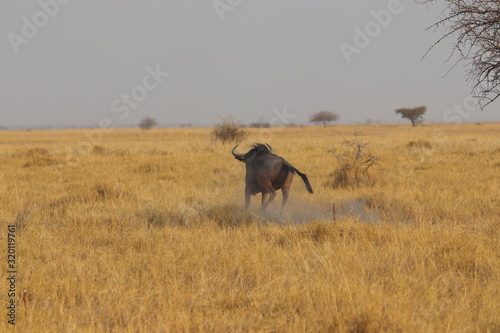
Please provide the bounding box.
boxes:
[263,197,381,225]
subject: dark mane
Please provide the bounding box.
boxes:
[251,143,272,154]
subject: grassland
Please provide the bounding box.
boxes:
[0,123,499,332]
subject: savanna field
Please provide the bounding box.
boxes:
[0,123,499,332]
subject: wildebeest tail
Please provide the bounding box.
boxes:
[284,163,314,194]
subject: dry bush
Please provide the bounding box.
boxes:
[16,147,59,167]
[13,147,50,157]
[329,165,376,188]
[407,139,432,149]
[211,116,247,143]
[23,156,58,168]
[93,181,126,201]
[92,145,107,155]
[328,132,379,188]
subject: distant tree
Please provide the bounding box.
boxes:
[138,117,158,130]
[395,106,426,127]
[310,110,339,127]
[249,122,271,128]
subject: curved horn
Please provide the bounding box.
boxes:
[266,143,273,152]
[232,145,246,157]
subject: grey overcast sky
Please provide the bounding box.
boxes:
[1,0,499,128]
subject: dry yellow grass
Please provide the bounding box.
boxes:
[0,123,499,332]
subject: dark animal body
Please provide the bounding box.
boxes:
[232,143,313,212]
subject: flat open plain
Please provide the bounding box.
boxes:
[0,123,498,332]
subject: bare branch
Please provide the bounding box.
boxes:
[421,0,500,110]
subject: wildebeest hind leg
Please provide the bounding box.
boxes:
[261,193,269,208]
[280,173,293,212]
[261,184,276,213]
[281,188,290,212]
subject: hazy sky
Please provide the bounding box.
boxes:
[1,1,499,128]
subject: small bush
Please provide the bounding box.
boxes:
[328,132,379,188]
[93,181,126,201]
[141,207,170,228]
[330,165,376,188]
[13,147,48,158]
[19,147,59,167]
[92,145,107,155]
[407,140,432,149]
[211,116,247,144]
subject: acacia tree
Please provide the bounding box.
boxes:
[138,117,158,130]
[420,0,500,109]
[395,106,426,126]
[310,110,339,127]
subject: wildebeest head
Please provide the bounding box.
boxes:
[231,143,273,163]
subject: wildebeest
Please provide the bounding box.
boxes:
[232,143,313,212]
